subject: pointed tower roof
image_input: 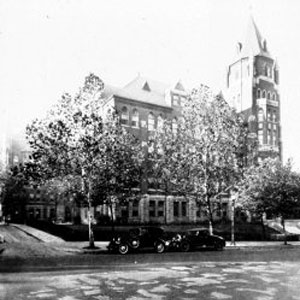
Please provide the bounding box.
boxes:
[240,16,271,58]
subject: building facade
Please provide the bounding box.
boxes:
[226,17,282,161]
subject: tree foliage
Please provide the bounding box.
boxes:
[151,85,252,228]
[239,158,300,244]
[26,73,143,246]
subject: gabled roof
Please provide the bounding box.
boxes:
[240,16,271,58]
[102,75,186,107]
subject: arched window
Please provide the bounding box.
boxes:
[131,109,139,128]
[172,117,178,134]
[157,114,164,130]
[262,90,266,98]
[258,109,264,122]
[267,92,271,100]
[272,93,276,101]
[148,112,155,131]
[257,89,261,99]
[272,112,277,122]
[121,106,129,125]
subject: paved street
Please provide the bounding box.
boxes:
[1,260,300,300]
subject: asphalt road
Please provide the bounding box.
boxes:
[1,248,300,299]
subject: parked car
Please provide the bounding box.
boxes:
[179,228,226,252]
[107,226,173,255]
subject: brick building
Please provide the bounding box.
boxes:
[95,75,230,225]
[226,16,282,161]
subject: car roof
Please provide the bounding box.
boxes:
[187,228,209,232]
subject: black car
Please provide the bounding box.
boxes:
[107,226,171,255]
[179,228,226,252]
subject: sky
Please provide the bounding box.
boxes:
[1,0,300,168]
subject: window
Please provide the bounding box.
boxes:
[267,92,271,100]
[273,134,277,146]
[258,130,263,145]
[182,202,187,217]
[148,112,155,131]
[272,93,276,101]
[173,94,180,106]
[121,107,129,125]
[172,117,178,134]
[131,109,139,127]
[267,131,271,145]
[149,200,155,217]
[262,90,266,98]
[272,113,277,122]
[174,202,179,217]
[258,109,264,122]
[257,89,261,99]
[258,123,263,129]
[157,115,164,130]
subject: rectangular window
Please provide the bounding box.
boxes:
[149,200,156,218]
[172,95,180,106]
[258,123,263,129]
[174,202,179,217]
[158,201,164,207]
[158,210,164,217]
[182,202,187,217]
[132,210,138,217]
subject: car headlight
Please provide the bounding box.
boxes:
[165,241,170,246]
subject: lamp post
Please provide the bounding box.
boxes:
[230,190,237,246]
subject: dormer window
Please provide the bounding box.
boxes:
[143,82,151,92]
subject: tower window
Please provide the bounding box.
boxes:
[257,89,261,99]
[272,93,276,101]
[262,90,266,98]
[258,130,263,145]
[267,92,271,100]
[258,109,264,122]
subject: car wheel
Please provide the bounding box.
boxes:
[130,239,140,249]
[180,240,190,252]
[155,241,165,253]
[118,243,129,255]
[214,242,224,251]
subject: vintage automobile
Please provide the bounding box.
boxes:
[107,226,173,255]
[179,228,226,252]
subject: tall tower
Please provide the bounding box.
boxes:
[226,16,281,161]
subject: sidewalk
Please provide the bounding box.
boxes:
[6,224,300,255]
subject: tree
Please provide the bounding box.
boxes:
[1,164,29,223]
[152,85,249,231]
[240,158,300,244]
[26,73,143,248]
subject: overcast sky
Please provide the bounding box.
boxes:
[1,0,300,168]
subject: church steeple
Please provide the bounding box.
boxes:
[237,16,271,58]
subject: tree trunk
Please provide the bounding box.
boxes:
[109,199,115,233]
[86,178,95,249]
[260,215,266,240]
[281,217,287,245]
[207,197,214,235]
